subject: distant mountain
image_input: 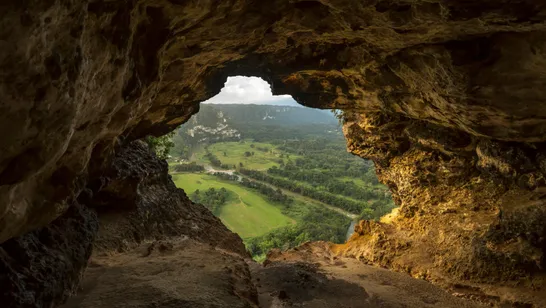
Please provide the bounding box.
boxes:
[178,104,341,145]
[208,104,337,126]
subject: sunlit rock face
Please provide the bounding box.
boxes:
[1,0,546,306]
[339,111,546,304]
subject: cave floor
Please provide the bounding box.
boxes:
[251,259,482,308]
[61,237,484,308]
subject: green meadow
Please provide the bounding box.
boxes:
[172,173,295,239]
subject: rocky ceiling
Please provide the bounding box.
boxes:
[1,0,546,306]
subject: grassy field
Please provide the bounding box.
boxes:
[194,141,300,170]
[172,173,295,239]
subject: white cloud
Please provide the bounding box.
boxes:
[202,76,300,106]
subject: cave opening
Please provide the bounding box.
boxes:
[3,1,546,306]
[160,76,396,261]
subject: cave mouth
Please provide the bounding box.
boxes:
[162,76,396,261]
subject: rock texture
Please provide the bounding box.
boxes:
[0,140,248,307]
[0,203,98,307]
[258,242,483,308]
[62,239,259,308]
[2,0,546,244]
[90,140,248,256]
[1,0,546,307]
[66,238,484,308]
[338,111,546,306]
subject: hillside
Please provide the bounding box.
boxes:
[205,104,337,126]
[173,104,340,153]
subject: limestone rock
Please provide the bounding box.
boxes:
[0,140,248,307]
[2,0,546,243]
[61,239,258,308]
[90,140,248,256]
[340,111,546,306]
[1,1,546,307]
[0,203,98,307]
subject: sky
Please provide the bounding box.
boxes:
[202,76,300,106]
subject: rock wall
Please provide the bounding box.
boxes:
[0,203,98,307]
[90,140,248,256]
[3,0,546,244]
[337,111,546,305]
[0,140,248,307]
[1,0,546,306]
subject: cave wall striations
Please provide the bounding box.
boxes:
[1,0,546,306]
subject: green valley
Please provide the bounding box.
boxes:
[165,104,395,260]
[173,173,294,239]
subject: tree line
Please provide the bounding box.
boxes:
[173,162,205,172]
[205,151,231,169]
[212,172,293,204]
[246,209,350,258]
[267,165,386,201]
[191,187,231,214]
[238,168,371,215]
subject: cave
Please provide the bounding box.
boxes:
[167,75,396,260]
[1,1,546,307]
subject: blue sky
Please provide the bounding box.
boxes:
[202,76,300,106]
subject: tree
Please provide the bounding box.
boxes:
[145,131,175,160]
[170,132,191,159]
[174,162,205,172]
